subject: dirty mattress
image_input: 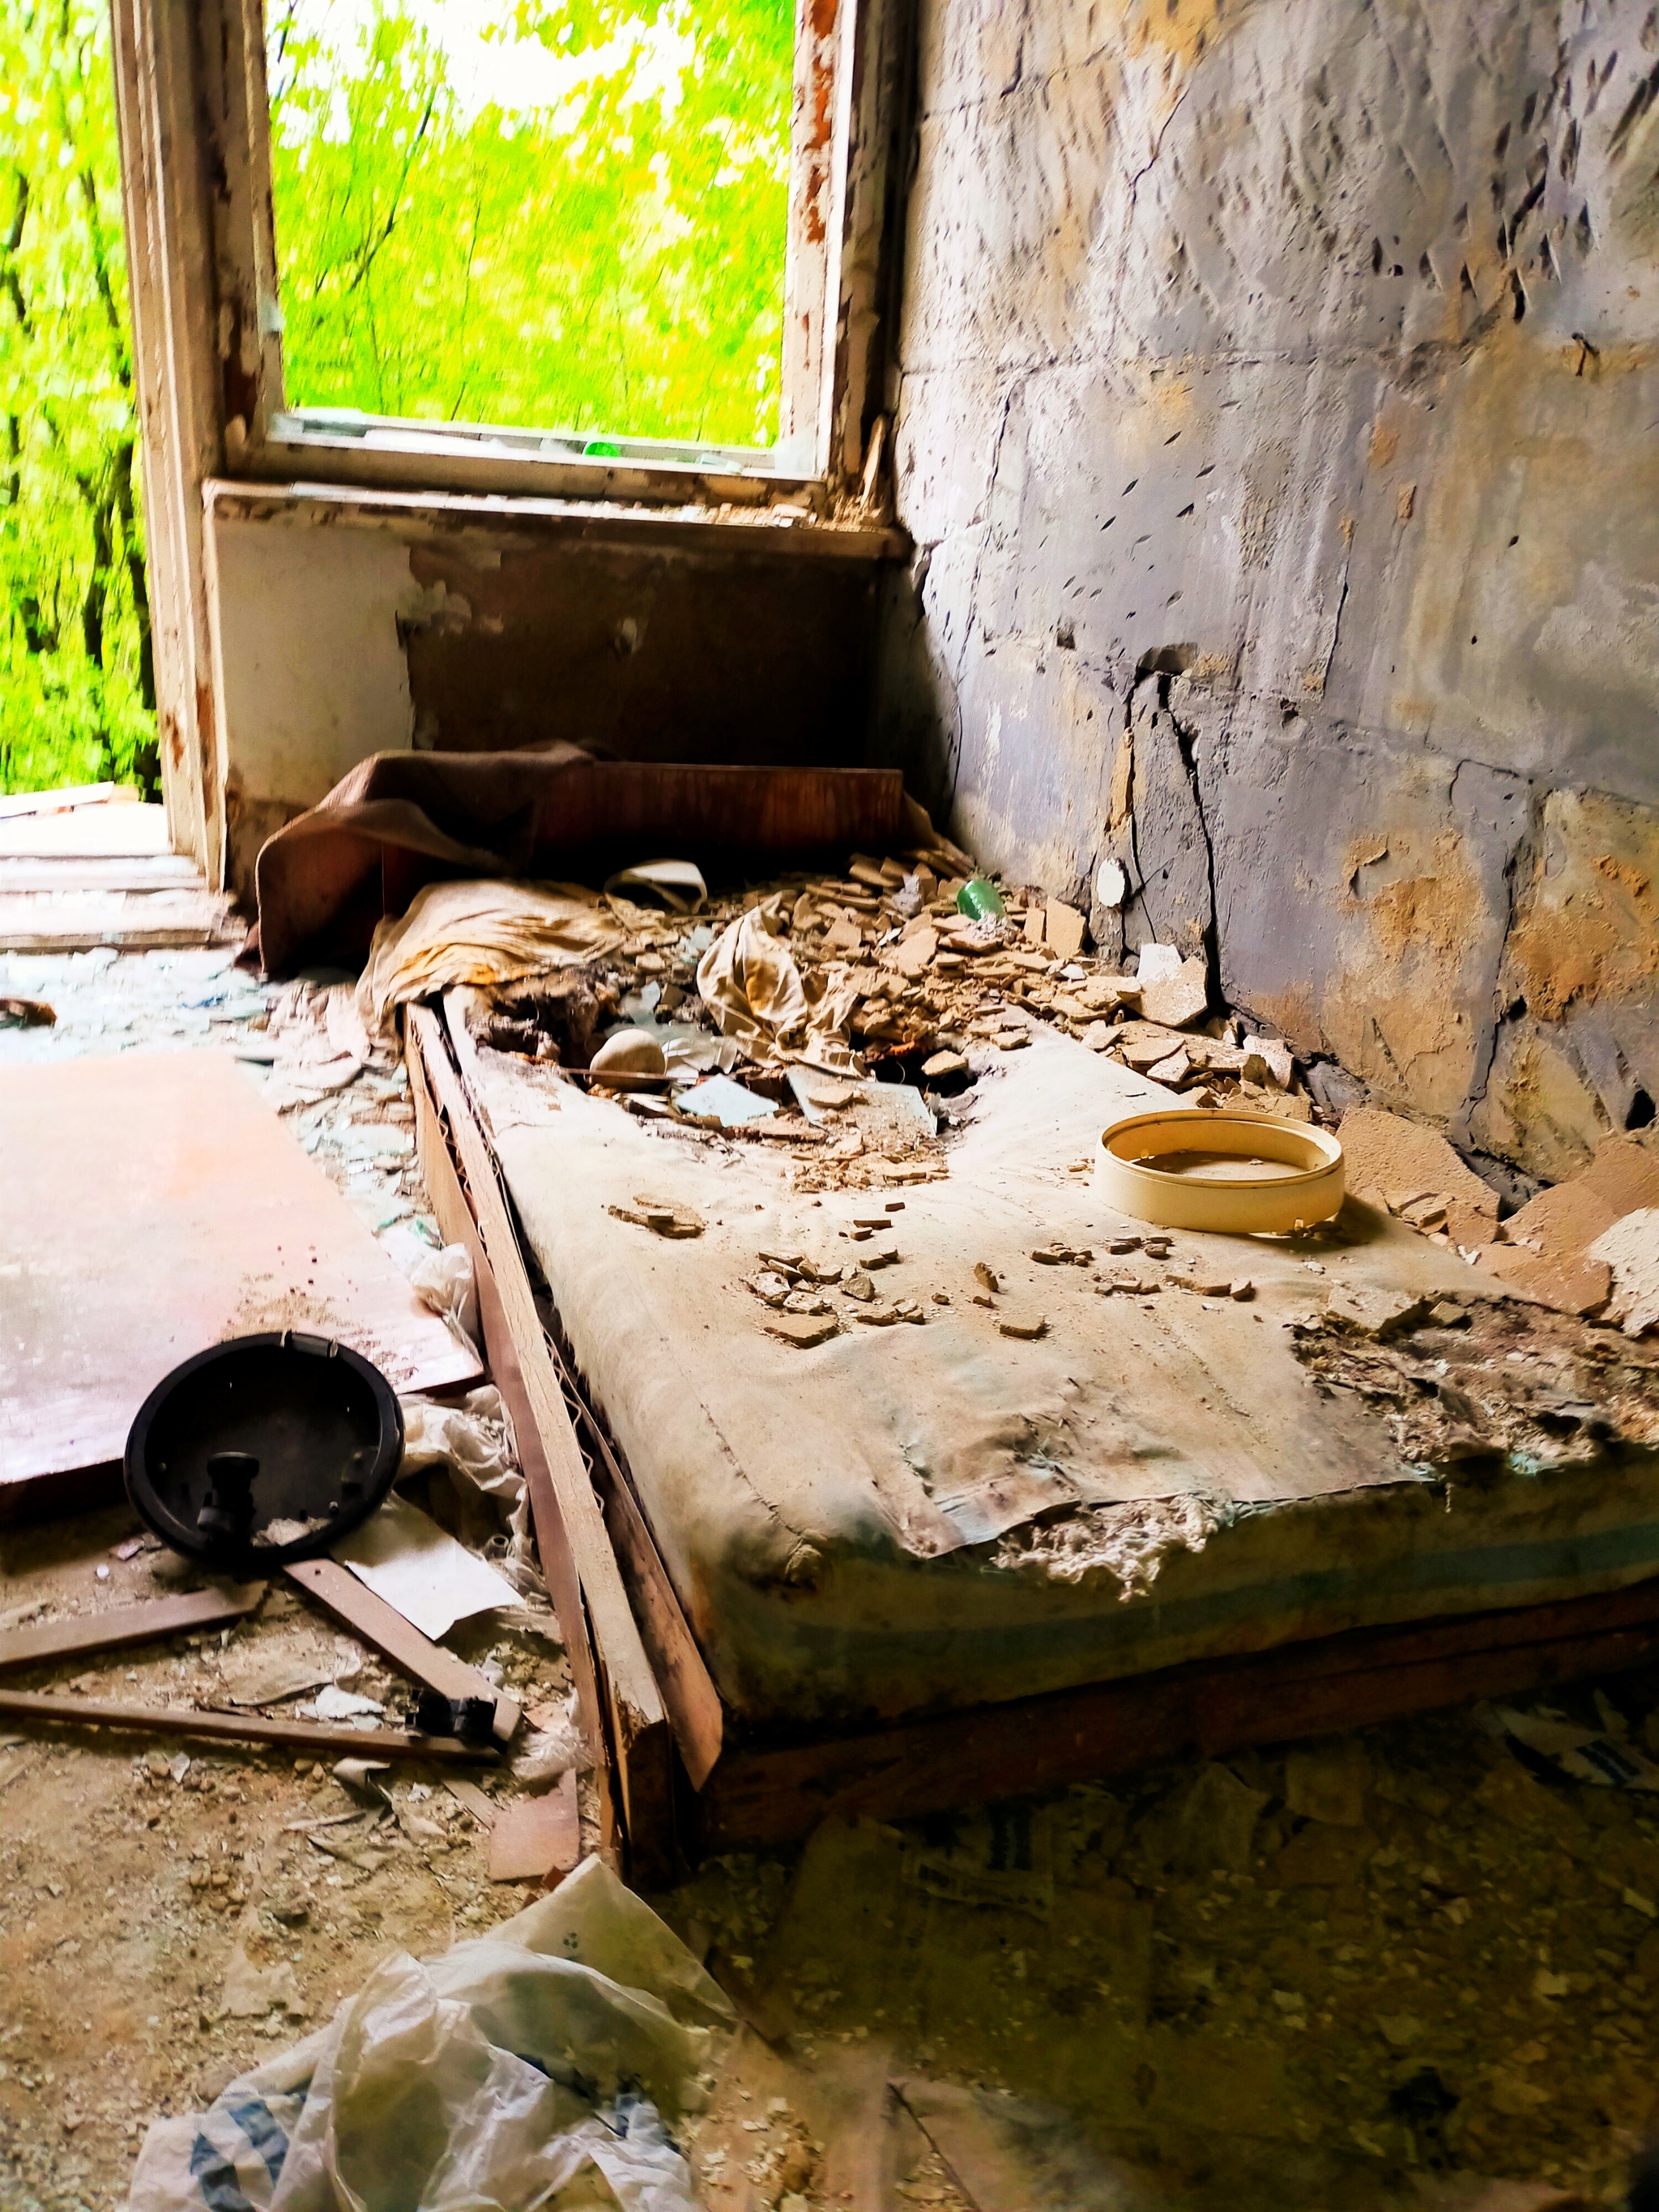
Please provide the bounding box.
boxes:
[470,1026,1659,1733]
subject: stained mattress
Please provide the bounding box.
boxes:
[471,1024,1659,1733]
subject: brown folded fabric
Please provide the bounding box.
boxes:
[251,747,938,977]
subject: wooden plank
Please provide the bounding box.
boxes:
[0,856,203,893]
[565,1380,724,1791]
[0,888,239,953]
[411,1005,676,1883]
[406,1009,624,1867]
[0,803,171,859]
[0,1049,480,1517]
[0,926,231,954]
[444,1776,500,1828]
[0,1584,267,1673]
[698,1578,1659,1849]
[488,1771,580,1883]
[444,991,721,1786]
[283,1558,521,1741]
[0,1686,500,1762]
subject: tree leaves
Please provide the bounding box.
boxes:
[1,0,154,795]
[268,0,792,445]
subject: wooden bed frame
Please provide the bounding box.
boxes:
[405,1009,1659,1882]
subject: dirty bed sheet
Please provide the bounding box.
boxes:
[468,1026,1659,1733]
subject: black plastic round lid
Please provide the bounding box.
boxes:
[123,1332,404,1575]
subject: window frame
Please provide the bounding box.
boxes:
[204,0,892,508]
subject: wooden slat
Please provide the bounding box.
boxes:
[0,888,239,953]
[0,1584,267,1673]
[0,1686,499,1762]
[0,856,203,893]
[409,1005,674,1878]
[406,1008,635,1871]
[284,1557,521,1741]
[698,1578,1659,1848]
[564,1379,724,1791]
[407,1015,607,1762]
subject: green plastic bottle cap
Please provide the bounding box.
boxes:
[956,877,1006,921]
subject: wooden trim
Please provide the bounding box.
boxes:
[829,0,915,496]
[407,1007,676,1882]
[565,1395,725,1794]
[0,1585,266,1673]
[283,1558,521,1742]
[190,0,893,506]
[203,479,906,563]
[111,0,223,872]
[0,1687,499,1762]
[697,1577,1659,1848]
[407,1014,610,1783]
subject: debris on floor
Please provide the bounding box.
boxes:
[128,1856,729,2212]
[4,820,1657,2212]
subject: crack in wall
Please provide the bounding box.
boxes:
[1450,758,1539,1147]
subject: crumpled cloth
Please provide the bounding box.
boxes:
[356,877,625,1035]
[695,892,861,1070]
[248,747,941,978]
[129,1855,731,2212]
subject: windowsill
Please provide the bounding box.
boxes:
[229,413,843,518]
[204,475,908,562]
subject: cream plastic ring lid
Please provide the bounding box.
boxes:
[1095,1109,1345,1234]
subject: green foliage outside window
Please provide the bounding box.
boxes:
[268,0,794,448]
[1,0,791,796]
[0,0,157,797]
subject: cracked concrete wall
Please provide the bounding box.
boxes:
[875,0,1659,1180]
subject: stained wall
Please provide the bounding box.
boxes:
[876,0,1659,1179]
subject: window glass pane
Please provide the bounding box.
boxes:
[265,0,793,447]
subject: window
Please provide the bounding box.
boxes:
[206,0,890,496]
[264,0,794,461]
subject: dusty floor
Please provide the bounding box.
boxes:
[3,938,1657,2210]
[2,1494,1656,2210]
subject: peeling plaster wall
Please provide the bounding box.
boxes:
[207,498,883,906]
[207,513,415,903]
[876,0,1659,1179]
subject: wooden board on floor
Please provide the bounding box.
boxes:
[0,887,240,952]
[697,1575,1659,1848]
[487,1769,579,1882]
[0,1048,480,1519]
[0,1686,499,1761]
[0,802,170,859]
[0,855,203,893]
[0,1584,267,1673]
[284,1557,520,1740]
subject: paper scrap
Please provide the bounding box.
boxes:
[333,1493,520,1642]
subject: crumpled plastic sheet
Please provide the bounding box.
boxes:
[130,1856,731,2212]
[694,892,859,1072]
[407,1242,481,1357]
[261,979,393,1111]
[398,1386,551,1602]
[356,880,627,1037]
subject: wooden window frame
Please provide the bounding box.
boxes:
[202,0,902,509]
[113,0,911,876]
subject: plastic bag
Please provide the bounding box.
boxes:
[400,1386,518,1504]
[130,1856,731,2212]
[399,1387,550,1600]
[407,1243,481,1357]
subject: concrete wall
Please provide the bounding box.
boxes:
[876,0,1659,1181]
[207,513,416,898]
